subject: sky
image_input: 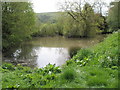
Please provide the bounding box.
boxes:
[30,0,64,13]
[31,0,114,13]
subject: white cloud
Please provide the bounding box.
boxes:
[31,0,60,13]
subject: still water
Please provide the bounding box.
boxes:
[3,36,106,68]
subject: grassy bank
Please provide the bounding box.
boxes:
[1,32,119,88]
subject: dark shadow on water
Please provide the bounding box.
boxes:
[68,47,81,58]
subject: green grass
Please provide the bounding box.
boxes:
[1,64,61,88]
[60,66,76,82]
[1,32,119,88]
[52,64,118,88]
[67,32,118,68]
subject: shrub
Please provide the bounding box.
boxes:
[67,49,92,66]
[2,63,15,71]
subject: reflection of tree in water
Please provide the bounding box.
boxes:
[18,43,34,59]
[3,46,19,58]
[17,43,38,67]
[68,47,81,58]
[3,43,37,67]
[54,47,81,60]
[56,48,70,66]
[56,48,63,54]
[56,48,66,54]
[3,35,106,68]
[55,48,67,59]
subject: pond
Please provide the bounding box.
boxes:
[3,35,106,68]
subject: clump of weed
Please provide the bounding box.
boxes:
[60,66,76,82]
[2,63,15,71]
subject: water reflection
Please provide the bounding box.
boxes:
[34,47,70,68]
[3,35,106,68]
[68,47,81,58]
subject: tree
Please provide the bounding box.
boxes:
[2,2,36,51]
[60,1,100,37]
[107,1,120,32]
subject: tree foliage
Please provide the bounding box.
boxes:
[2,2,36,51]
[60,1,103,37]
[107,1,120,32]
[33,0,109,37]
[33,12,64,37]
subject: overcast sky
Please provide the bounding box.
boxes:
[31,0,114,13]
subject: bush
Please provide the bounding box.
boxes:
[67,49,92,66]
[2,63,15,71]
[76,49,92,60]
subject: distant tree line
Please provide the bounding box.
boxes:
[33,1,107,37]
[33,0,119,38]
